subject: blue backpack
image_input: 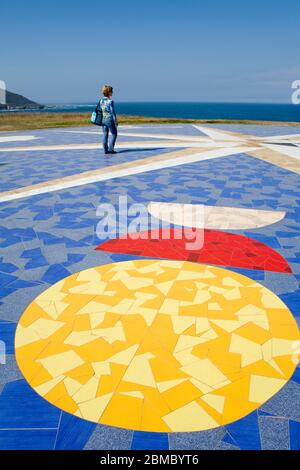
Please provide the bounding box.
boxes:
[91,100,103,126]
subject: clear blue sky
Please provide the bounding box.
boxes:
[1,0,299,103]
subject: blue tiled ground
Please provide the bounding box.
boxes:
[0,146,180,191]
[0,124,300,450]
[201,123,300,138]
[0,126,179,148]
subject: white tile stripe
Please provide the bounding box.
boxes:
[0,135,38,143]
[258,134,300,141]
[261,144,300,161]
[56,129,209,141]
[0,146,258,203]
[193,125,245,142]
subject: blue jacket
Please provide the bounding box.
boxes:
[99,97,118,126]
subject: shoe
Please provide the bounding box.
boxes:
[108,150,117,154]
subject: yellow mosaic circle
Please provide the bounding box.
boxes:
[15,260,300,432]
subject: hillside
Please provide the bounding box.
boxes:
[0,91,44,110]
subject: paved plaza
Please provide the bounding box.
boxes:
[0,123,300,450]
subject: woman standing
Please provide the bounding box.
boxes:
[100,85,118,154]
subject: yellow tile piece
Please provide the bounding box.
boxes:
[159,299,180,316]
[210,319,243,333]
[122,356,156,388]
[157,379,187,393]
[174,348,200,367]
[14,324,42,348]
[120,391,144,399]
[155,281,173,295]
[236,304,267,317]
[269,322,300,339]
[162,380,203,410]
[261,292,287,309]
[43,381,68,403]
[123,277,154,290]
[273,355,297,379]
[223,288,241,301]
[73,338,114,362]
[30,318,65,339]
[64,331,98,346]
[195,318,211,334]
[79,393,113,422]
[189,378,214,394]
[174,335,209,353]
[249,375,286,403]
[101,394,143,429]
[172,316,196,335]
[141,402,171,432]
[176,270,203,281]
[162,401,219,432]
[234,323,272,344]
[213,376,251,401]
[222,277,243,287]
[106,345,139,366]
[35,376,64,397]
[72,377,100,404]
[181,359,228,388]
[76,268,102,282]
[89,312,106,328]
[77,300,109,314]
[73,315,91,331]
[235,306,269,330]
[229,334,263,367]
[196,399,223,425]
[70,281,108,295]
[222,397,260,425]
[208,303,222,311]
[29,368,55,388]
[192,290,212,304]
[93,323,126,343]
[64,377,82,396]
[271,338,295,357]
[37,351,84,377]
[200,329,219,340]
[201,394,225,413]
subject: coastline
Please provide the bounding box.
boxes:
[1,112,300,132]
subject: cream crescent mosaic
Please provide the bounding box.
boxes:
[15,260,300,432]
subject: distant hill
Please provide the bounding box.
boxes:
[0,91,44,110]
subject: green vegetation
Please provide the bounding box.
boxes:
[0,112,300,132]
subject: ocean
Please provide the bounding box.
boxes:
[2,102,300,122]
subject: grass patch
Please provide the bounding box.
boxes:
[0,112,300,132]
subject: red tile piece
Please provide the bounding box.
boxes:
[95,228,292,274]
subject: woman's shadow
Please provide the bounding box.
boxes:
[117,147,165,153]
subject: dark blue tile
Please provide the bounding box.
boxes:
[25,257,49,269]
[291,367,300,384]
[0,380,61,429]
[0,272,18,287]
[0,429,57,450]
[131,432,169,450]
[222,432,239,447]
[225,411,261,450]
[54,412,96,450]
[289,420,300,450]
[42,264,70,283]
[64,253,85,266]
[258,410,274,417]
[0,261,18,273]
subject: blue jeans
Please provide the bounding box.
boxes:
[102,121,118,152]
